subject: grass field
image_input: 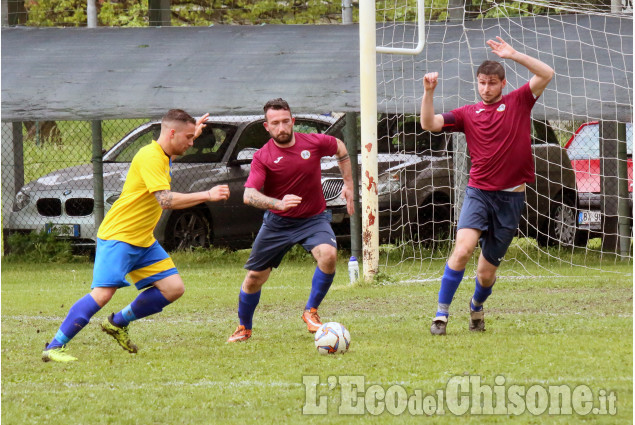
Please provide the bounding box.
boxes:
[1,249,632,424]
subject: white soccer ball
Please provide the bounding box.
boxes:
[314,322,351,355]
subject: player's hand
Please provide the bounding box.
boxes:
[195,113,210,139]
[486,36,516,59]
[423,72,439,91]
[277,194,302,211]
[208,184,230,201]
[341,184,355,216]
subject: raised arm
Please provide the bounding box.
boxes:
[335,138,355,215]
[486,36,554,97]
[420,72,445,133]
[154,184,230,210]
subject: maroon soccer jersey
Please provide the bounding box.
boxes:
[442,83,538,191]
[245,132,338,218]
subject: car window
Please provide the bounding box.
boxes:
[568,123,633,160]
[231,118,332,161]
[174,124,237,163]
[378,117,448,154]
[294,118,331,134]
[232,121,269,160]
[112,124,161,162]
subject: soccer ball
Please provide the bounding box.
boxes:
[314,322,351,355]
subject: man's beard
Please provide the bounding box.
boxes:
[272,130,293,145]
[479,90,502,104]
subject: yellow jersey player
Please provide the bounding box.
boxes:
[42,109,230,362]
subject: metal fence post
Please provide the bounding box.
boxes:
[149,0,171,26]
[616,122,631,258]
[345,112,362,259]
[92,120,105,228]
[600,120,620,253]
[342,0,353,24]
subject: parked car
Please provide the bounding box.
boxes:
[564,121,633,237]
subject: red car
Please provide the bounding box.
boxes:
[564,121,633,234]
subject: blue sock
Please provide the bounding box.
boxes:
[436,264,465,317]
[238,289,261,330]
[47,293,101,349]
[305,266,335,310]
[471,278,494,312]
[112,286,171,327]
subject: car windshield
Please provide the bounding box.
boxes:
[568,123,633,160]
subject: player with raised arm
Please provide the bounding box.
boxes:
[420,37,554,335]
[227,98,355,342]
[42,109,230,362]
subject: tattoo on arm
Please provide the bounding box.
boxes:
[154,190,173,209]
[245,188,280,210]
[337,153,350,163]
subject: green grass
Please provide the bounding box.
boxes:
[1,251,632,424]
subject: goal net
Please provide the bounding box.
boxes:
[372,0,633,278]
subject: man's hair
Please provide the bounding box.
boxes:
[162,109,195,125]
[263,98,291,115]
[476,60,505,80]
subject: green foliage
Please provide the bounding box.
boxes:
[5,228,76,263]
[22,0,579,27]
[24,0,343,27]
[24,0,87,26]
[98,0,148,27]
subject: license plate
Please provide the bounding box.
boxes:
[577,211,601,225]
[45,223,80,237]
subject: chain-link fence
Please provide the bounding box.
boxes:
[1,114,353,253]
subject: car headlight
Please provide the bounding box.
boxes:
[106,193,121,205]
[377,173,401,196]
[12,189,31,212]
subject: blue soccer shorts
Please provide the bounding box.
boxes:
[245,211,337,271]
[457,186,525,267]
[91,239,178,290]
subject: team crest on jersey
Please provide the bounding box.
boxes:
[301,150,311,159]
[497,104,506,112]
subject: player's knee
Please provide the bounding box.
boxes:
[451,245,474,265]
[162,281,185,302]
[314,245,337,271]
[172,283,185,300]
[90,287,116,307]
[477,270,496,287]
[319,251,337,270]
[244,270,268,292]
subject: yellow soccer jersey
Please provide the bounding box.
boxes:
[97,140,171,247]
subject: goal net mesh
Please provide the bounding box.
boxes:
[373,0,632,279]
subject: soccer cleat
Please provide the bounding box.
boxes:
[227,325,252,342]
[302,308,323,333]
[430,316,448,336]
[101,313,138,353]
[469,304,485,332]
[42,344,77,363]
